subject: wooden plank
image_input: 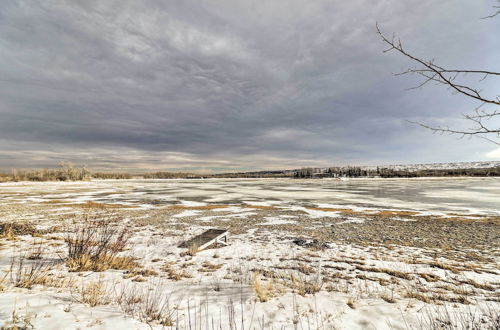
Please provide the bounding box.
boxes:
[179,228,229,250]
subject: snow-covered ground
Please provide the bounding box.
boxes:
[0,178,499,329]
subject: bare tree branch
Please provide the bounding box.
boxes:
[376,23,500,106]
[377,21,500,143]
[481,1,500,19]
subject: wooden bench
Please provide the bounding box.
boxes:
[179,228,229,250]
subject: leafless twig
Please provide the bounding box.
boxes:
[376,21,500,142]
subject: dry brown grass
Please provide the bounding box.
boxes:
[0,272,7,291]
[419,272,442,282]
[1,223,39,240]
[73,201,134,209]
[458,278,495,291]
[123,268,159,279]
[46,201,133,208]
[44,273,75,289]
[168,203,278,211]
[404,291,433,304]
[1,304,34,330]
[180,244,200,257]
[427,261,460,273]
[161,262,193,281]
[376,210,419,217]
[356,265,413,280]
[253,272,271,302]
[347,297,357,309]
[73,276,111,307]
[199,261,223,272]
[67,254,139,272]
[305,207,418,218]
[241,205,277,210]
[380,294,397,303]
[432,293,471,304]
[290,273,322,296]
[0,224,17,241]
[187,244,199,256]
[116,280,174,326]
[404,290,471,305]
[307,207,355,214]
[169,205,229,210]
[297,264,315,275]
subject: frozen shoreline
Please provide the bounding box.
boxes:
[0,179,499,329]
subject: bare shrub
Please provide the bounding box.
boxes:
[116,280,174,326]
[9,253,53,289]
[65,213,135,272]
[27,241,44,260]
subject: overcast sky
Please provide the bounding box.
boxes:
[0,0,499,172]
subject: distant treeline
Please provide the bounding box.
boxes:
[0,163,90,182]
[1,163,500,182]
[293,166,500,178]
[143,171,202,179]
[92,172,133,179]
[0,163,132,182]
[377,167,500,178]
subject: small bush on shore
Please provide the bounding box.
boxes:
[65,213,136,272]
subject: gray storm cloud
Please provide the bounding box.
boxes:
[0,0,499,171]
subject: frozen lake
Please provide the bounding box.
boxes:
[2,177,499,216]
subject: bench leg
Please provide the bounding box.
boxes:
[216,235,229,246]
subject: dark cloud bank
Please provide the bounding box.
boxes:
[0,0,499,171]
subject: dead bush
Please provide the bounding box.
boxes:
[65,214,134,272]
[9,253,53,289]
[116,280,174,326]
